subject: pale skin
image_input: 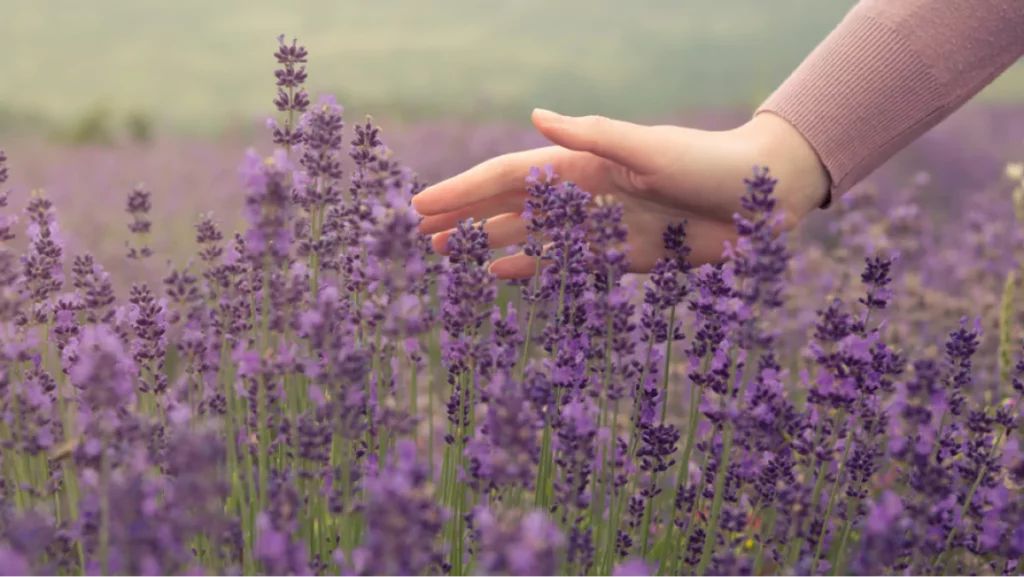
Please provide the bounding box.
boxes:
[411,108,831,279]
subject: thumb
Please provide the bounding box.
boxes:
[531,108,661,172]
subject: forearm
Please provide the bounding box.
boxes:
[755,0,1024,206]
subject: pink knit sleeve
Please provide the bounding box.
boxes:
[755,0,1024,206]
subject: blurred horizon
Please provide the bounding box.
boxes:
[4,0,1024,141]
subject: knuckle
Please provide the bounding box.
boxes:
[580,115,609,131]
[488,153,520,182]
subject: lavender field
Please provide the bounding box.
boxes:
[2,34,1024,576]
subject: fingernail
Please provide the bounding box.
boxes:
[533,108,565,123]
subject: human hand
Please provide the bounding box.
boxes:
[412,109,830,279]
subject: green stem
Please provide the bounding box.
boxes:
[695,425,735,575]
[516,260,543,380]
[676,447,711,575]
[99,436,111,576]
[832,416,886,575]
[639,471,660,556]
[787,409,840,567]
[536,249,571,512]
[592,298,616,566]
[660,307,677,424]
[600,396,625,575]
[753,508,777,575]
[659,378,703,572]
[810,412,858,573]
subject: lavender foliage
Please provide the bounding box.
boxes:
[0,36,1023,577]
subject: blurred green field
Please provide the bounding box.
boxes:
[4,0,1022,137]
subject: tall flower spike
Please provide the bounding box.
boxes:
[520,166,559,305]
[125,184,153,260]
[270,34,310,147]
[0,149,14,243]
[239,149,295,266]
[23,191,65,319]
[587,195,629,291]
[442,218,494,339]
[727,166,789,349]
[296,94,344,210]
[467,372,540,491]
[68,324,137,412]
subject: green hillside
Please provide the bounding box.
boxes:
[2,0,1022,135]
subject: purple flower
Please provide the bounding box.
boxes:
[613,558,652,576]
[345,440,447,576]
[472,508,566,576]
[269,35,310,146]
[865,490,904,535]
[466,372,539,491]
[68,324,137,411]
[239,149,295,265]
[0,547,30,576]
[125,184,153,260]
[255,510,309,576]
[0,149,15,243]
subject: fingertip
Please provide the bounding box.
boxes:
[410,190,433,215]
[418,215,446,235]
[431,230,453,255]
[487,261,510,279]
[531,108,564,127]
[531,109,567,141]
[413,181,457,216]
[488,254,537,280]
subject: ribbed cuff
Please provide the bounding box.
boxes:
[755,10,947,207]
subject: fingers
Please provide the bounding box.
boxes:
[531,109,665,174]
[488,250,550,280]
[431,213,528,255]
[413,109,664,221]
[418,192,527,235]
[485,220,734,280]
[411,147,564,217]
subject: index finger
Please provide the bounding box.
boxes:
[411,146,565,216]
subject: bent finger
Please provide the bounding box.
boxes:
[532,110,667,175]
[431,213,528,255]
[488,245,554,280]
[418,192,527,235]
[411,146,568,216]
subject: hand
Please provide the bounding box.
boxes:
[412,109,830,279]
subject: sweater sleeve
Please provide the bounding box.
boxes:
[755,0,1024,207]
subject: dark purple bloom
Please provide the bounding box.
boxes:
[0,149,15,243]
[269,35,310,147]
[124,184,153,260]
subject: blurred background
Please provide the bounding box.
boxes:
[2,0,1023,296]
[4,0,1023,140]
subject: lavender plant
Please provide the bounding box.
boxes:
[0,35,1022,577]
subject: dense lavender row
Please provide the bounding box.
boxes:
[1,35,1023,576]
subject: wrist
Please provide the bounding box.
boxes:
[733,112,831,225]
